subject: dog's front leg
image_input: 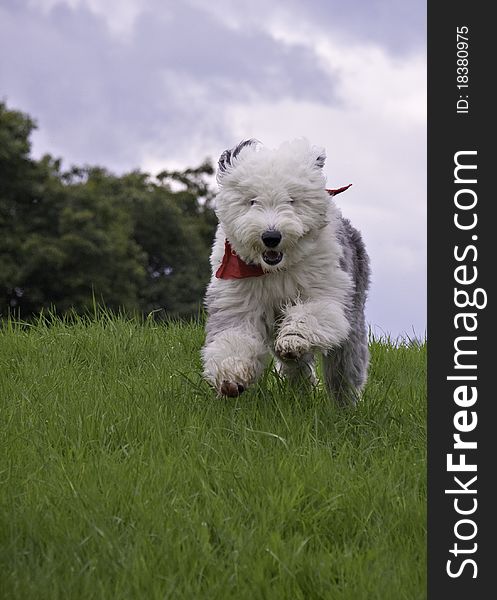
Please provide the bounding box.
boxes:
[202,321,268,397]
[274,299,350,359]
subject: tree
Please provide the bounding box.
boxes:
[0,101,218,319]
[0,102,52,312]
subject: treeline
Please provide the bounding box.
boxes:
[0,102,218,319]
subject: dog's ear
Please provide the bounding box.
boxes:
[313,147,326,169]
[217,139,259,180]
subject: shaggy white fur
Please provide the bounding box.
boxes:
[202,139,370,405]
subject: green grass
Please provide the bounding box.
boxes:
[0,314,426,599]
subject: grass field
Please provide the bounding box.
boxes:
[0,314,426,599]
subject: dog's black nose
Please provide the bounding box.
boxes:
[261,230,282,248]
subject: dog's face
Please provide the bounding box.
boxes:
[215,139,331,271]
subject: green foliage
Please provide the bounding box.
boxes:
[0,103,41,308]
[0,101,217,318]
[0,316,427,599]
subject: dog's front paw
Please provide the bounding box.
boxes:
[213,357,256,397]
[220,381,245,397]
[274,334,311,360]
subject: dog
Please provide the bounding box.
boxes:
[201,138,370,405]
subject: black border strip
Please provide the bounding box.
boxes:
[428,3,493,597]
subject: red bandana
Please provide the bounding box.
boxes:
[215,239,265,279]
[216,185,352,280]
[326,184,352,196]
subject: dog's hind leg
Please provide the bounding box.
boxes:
[322,322,369,406]
[324,217,370,406]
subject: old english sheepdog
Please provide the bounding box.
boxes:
[201,138,370,405]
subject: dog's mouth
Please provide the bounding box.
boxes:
[262,250,283,266]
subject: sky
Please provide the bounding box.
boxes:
[0,0,426,338]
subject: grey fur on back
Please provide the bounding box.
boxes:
[323,217,371,405]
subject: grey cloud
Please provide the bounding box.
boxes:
[194,0,426,55]
[296,0,425,54]
[0,0,336,171]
